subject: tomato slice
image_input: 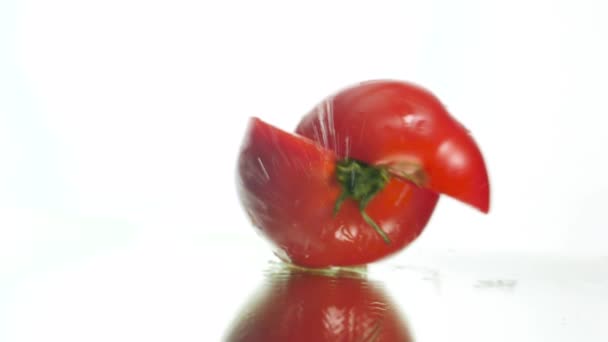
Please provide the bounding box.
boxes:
[225,269,413,342]
[238,118,438,267]
[296,80,490,212]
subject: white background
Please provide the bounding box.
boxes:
[1,0,607,341]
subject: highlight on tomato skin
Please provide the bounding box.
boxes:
[237,117,438,268]
[224,267,413,342]
[296,80,490,213]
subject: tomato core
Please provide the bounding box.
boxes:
[334,159,392,244]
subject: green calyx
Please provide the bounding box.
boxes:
[333,159,392,244]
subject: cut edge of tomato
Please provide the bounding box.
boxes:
[382,159,490,214]
[439,180,490,214]
[245,116,338,158]
[471,181,490,214]
[451,189,490,214]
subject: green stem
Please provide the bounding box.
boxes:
[334,159,392,244]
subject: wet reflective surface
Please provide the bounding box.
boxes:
[225,256,608,341]
[3,234,606,341]
[0,213,608,342]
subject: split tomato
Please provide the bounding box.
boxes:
[237,80,489,267]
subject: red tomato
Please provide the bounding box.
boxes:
[224,269,413,342]
[296,80,490,213]
[238,118,438,267]
[237,80,489,267]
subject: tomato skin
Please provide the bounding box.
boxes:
[237,118,438,267]
[224,270,413,342]
[296,80,490,213]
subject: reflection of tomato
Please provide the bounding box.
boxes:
[237,80,490,267]
[224,268,413,342]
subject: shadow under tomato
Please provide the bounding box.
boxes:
[224,265,413,342]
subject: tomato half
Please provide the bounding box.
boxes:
[224,269,412,342]
[237,80,489,267]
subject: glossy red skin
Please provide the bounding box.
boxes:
[238,118,438,267]
[296,80,490,212]
[224,270,413,342]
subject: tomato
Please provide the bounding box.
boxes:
[296,80,490,213]
[237,80,489,267]
[238,118,438,267]
[224,268,412,342]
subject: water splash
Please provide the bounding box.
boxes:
[257,157,270,181]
